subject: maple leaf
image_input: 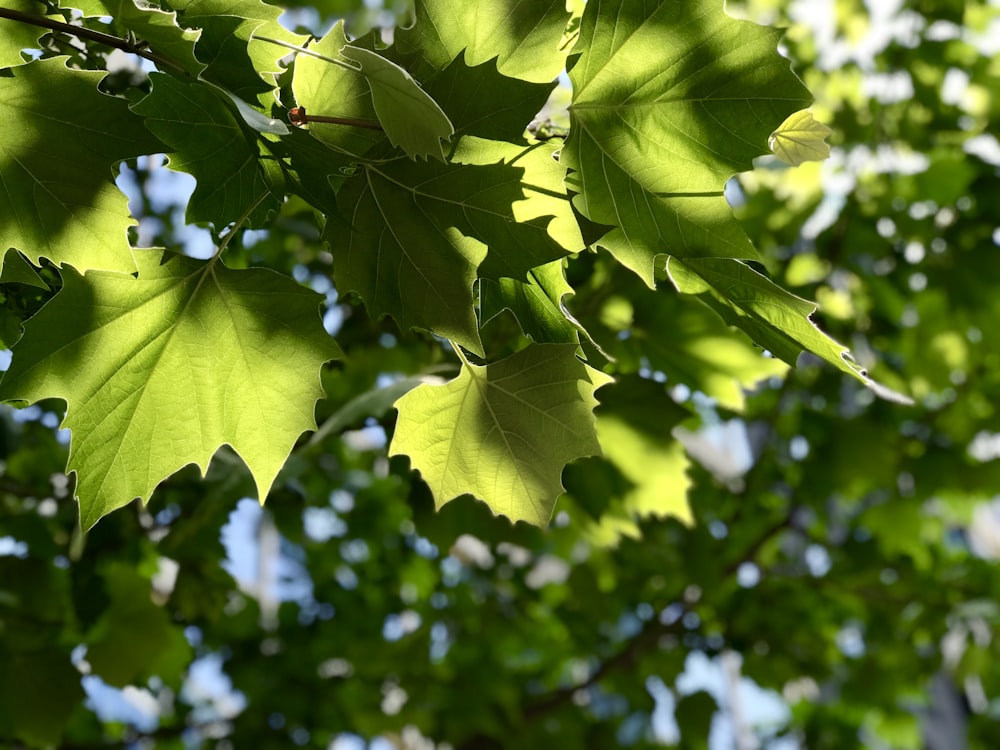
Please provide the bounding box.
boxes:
[666,256,870,381]
[390,343,612,526]
[480,260,585,346]
[0,58,164,274]
[131,73,281,227]
[398,0,572,82]
[70,0,205,76]
[0,0,52,68]
[339,45,454,161]
[0,251,342,528]
[562,0,812,285]
[169,0,306,98]
[290,23,386,159]
[424,57,555,143]
[769,109,834,165]
[332,137,583,354]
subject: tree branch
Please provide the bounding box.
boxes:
[0,8,185,73]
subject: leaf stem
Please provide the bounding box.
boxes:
[0,7,186,74]
[213,192,271,261]
[452,342,472,369]
[288,106,382,132]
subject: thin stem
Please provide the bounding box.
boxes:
[452,343,472,369]
[289,106,382,132]
[212,192,271,262]
[254,35,358,72]
[0,7,186,73]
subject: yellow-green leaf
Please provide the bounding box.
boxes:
[769,109,833,165]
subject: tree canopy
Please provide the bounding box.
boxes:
[0,0,998,748]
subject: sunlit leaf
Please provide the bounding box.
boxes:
[398,0,572,82]
[769,110,833,165]
[390,343,612,526]
[0,0,52,68]
[0,250,341,528]
[562,0,811,285]
[332,137,582,354]
[339,44,454,161]
[0,58,164,274]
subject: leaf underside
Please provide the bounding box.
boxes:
[390,344,612,526]
[0,251,341,528]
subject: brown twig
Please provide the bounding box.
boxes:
[0,7,186,73]
[288,106,382,132]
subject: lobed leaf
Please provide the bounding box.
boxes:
[666,256,868,381]
[480,260,585,346]
[290,22,386,158]
[0,0,52,68]
[398,0,572,82]
[769,109,834,165]
[562,0,812,285]
[70,0,205,76]
[424,57,555,143]
[390,343,612,526]
[339,45,454,161]
[131,73,281,227]
[332,137,583,354]
[0,58,164,274]
[0,250,342,528]
[169,0,306,98]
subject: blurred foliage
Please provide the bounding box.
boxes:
[2,0,1000,748]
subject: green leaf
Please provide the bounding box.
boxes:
[424,57,555,142]
[332,137,583,354]
[595,383,692,524]
[0,249,47,289]
[308,374,435,447]
[131,73,281,227]
[0,557,81,748]
[603,274,789,411]
[769,109,833,165]
[480,260,583,346]
[290,22,386,159]
[398,0,572,83]
[0,0,51,68]
[562,0,812,285]
[339,45,454,161]
[71,0,205,77]
[0,58,164,274]
[390,343,612,526]
[169,0,306,97]
[85,564,192,687]
[0,646,83,747]
[0,250,342,529]
[666,256,867,381]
